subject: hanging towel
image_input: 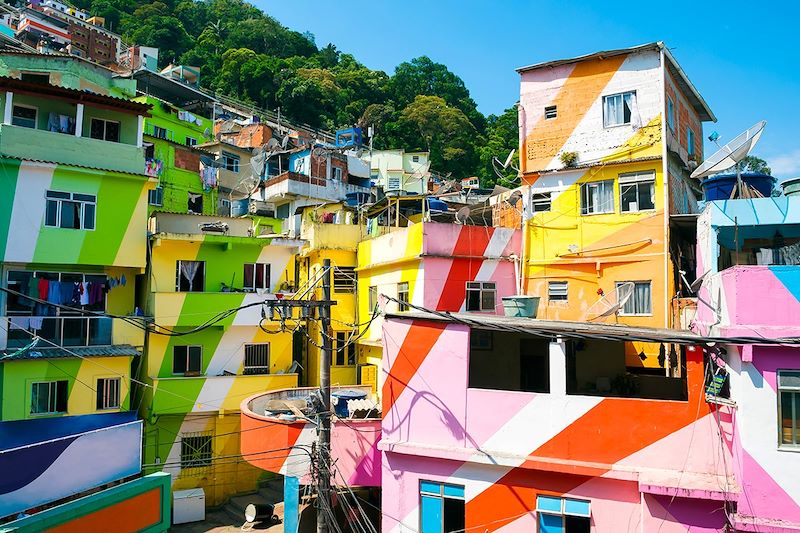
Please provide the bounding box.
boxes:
[9,316,30,330]
[37,278,49,300]
[80,282,90,305]
[29,316,44,330]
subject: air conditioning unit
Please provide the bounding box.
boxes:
[248,200,276,217]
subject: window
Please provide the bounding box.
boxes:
[21,72,49,84]
[152,125,168,140]
[667,96,675,131]
[45,190,96,230]
[420,481,464,533]
[580,180,614,215]
[11,105,37,128]
[176,260,205,292]
[412,155,420,163]
[222,152,240,173]
[96,377,120,410]
[244,344,270,375]
[185,136,198,147]
[602,91,635,127]
[536,495,591,533]
[181,433,212,468]
[173,345,202,375]
[779,371,800,447]
[368,286,378,313]
[148,186,163,207]
[531,192,552,213]
[465,281,496,312]
[397,282,409,312]
[548,281,568,301]
[188,192,203,214]
[332,167,342,180]
[387,176,402,190]
[244,263,270,292]
[31,381,68,415]
[218,197,231,216]
[335,332,356,366]
[619,172,655,212]
[687,128,695,157]
[89,118,120,142]
[617,281,652,315]
[334,267,356,293]
[544,105,557,120]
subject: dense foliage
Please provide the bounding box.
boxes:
[69,0,516,183]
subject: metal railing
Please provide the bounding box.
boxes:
[7,316,112,348]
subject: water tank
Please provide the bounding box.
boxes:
[426,198,448,212]
[781,177,800,197]
[701,172,775,200]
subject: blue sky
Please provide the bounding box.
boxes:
[259,0,800,178]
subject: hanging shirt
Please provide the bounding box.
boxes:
[37,278,49,300]
[48,280,61,305]
[80,282,90,305]
[59,282,73,306]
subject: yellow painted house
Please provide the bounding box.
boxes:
[517,42,715,368]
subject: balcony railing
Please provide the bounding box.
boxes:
[7,316,112,348]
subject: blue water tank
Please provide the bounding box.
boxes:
[331,390,367,418]
[345,192,370,207]
[701,172,775,200]
[427,198,448,212]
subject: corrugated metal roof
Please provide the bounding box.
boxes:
[0,344,141,361]
[0,76,151,115]
[0,155,152,179]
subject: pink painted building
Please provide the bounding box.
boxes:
[380,312,733,532]
[694,195,800,532]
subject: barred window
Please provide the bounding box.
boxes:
[181,433,212,468]
[244,344,270,375]
[333,267,356,293]
[96,377,120,410]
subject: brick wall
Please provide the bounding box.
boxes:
[174,145,200,172]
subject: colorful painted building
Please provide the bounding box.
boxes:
[694,195,800,531]
[370,149,431,194]
[139,210,303,506]
[0,51,154,519]
[516,42,715,368]
[380,313,733,532]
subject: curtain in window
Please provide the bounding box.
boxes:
[180,261,201,291]
[628,92,641,129]
[627,283,651,314]
[604,96,619,126]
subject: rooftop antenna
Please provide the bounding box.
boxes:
[691,120,767,199]
[582,282,635,323]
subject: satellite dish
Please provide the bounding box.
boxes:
[691,121,766,179]
[455,206,471,224]
[503,149,516,169]
[266,137,281,151]
[281,135,289,149]
[583,282,634,322]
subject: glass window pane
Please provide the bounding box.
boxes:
[638,182,655,210]
[466,290,480,311]
[442,484,464,498]
[420,494,443,533]
[105,121,120,142]
[45,200,58,226]
[539,513,563,533]
[56,381,68,412]
[779,371,800,389]
[60,200,80,229]
[420,481,441,495]
[481,290,495,311]
[83,203,95,229]
[442,498,464,533]
[537,495,562,513]
[564,498,591,516]
[564,515,590,533]
[255,263,265,288]
[244,263,254,288]
[90,118,104,140]
[174,346,187,374]
[189,346,202,372]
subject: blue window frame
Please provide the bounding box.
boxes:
[537,495,591,533]
[687,127,695,157]
[667,97,675,131]
[420,480,465,533]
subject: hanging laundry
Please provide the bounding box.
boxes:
[144,158,163,178]
[71,282,81,305]
[9,316,30,330]
[199,163,218,192]
[47,280,61,305]
[29,316,44,330]
[120,274,127,287]
[23,282,36,308]
[80,282,90,305]
[59,281,73,306]
[37,277,49,300]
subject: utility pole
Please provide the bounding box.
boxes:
[317,259,333,533]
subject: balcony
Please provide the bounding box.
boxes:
[149,373,298,415]
[263,171,369,203]
[0,123,146,175]
[5,315,144,349]
[241,386,381,486]
[301,221,364,251]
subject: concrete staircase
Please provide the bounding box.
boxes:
[222,478,285,526]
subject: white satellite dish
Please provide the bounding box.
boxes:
[691,120,766,179]
[583,282,635,322]
[455,206,471,225]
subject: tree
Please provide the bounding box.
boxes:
[738,155,772,175]
[397,95,480,178]
[122,3,193,65]
[479,106,520,187]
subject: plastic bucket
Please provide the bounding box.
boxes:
[331,390,368,418]
[502,296,540,318]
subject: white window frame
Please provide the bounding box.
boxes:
[580,180,615,215]
[544,105,557,120]
[778,370,800,448]
[89,117,120,142]
[602,91,635,128]
[176,260,205,292]
[617,281,652,316]
[152,125,168,140]
[96,377,120,410]
[548,281,568,302]
[387,176,402,190]
[222,152,240,173]
[148,186,163,207]
[44,190,97,230]
[412,155,420,163]
[466,281,496,312]
[531,192,552,213]
[368,285,378,313]
[397,282,410,312]
[536,495,591,532]
[185,136,198,147]
[619,171,656,213]
[11,103,38,128]
[332,167,343,181]
[244,343,270,375]
[30,380,68,415]
[243,262,270,291]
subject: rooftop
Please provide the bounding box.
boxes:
[0,343,141,361]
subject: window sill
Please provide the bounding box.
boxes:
[620,209,657,215]
[580,211,616,217]
[618,313,654,317]
[777,445,800,453]
[603,123,633,129]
